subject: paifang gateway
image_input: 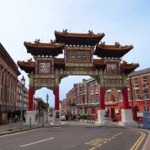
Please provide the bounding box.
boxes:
[17,30,139,126]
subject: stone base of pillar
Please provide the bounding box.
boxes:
[51,110,61,125]
[119,109,137,127]
[96,109,106,126]
[25,110,36,125]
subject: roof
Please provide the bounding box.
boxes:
[93,59,106,70]
[24,40,65,56]
[55,30,105,46]
[129,68,150,77]
[17,58,66,73]
[17,59,35,74]
[0,43,20,75]
[120,61,139,75]
[95,42,133,58]
[54,58,65,69]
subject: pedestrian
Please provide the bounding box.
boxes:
[15,115,18,122]
[23,115,26,122]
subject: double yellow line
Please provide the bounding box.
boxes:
[130,130,146,150]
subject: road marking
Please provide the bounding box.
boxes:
[87,132,123,150]
[103,141,107,144]
[85,138,107,146]
[20,137,54,147]
[129,130,146,150]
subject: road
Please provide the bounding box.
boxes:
[0,125,147,150]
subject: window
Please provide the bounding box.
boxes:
[143,106,149,111]
[95,85,98,92]
[90,85,94,92]
[117,90,122,101]
[135,89,140,99]
[142,76,148,84]
[95,94,99,102]
[143,87,149,99]
[92,108,95,114]
[134,78,138,85]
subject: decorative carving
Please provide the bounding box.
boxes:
[122,60,128,64]
[100,41,106,47]
[66,50,91,63]
[27,58,33,64]
[38,62,51,74]
[106,63,118,75]
[34,39,40,44]
[62,29,68,34]
[49,39,56,45]
[115,42,121,48]
[88,30,93,35]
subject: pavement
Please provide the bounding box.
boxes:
[0,120,150,150]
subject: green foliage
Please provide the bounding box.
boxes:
[37,98,48,110]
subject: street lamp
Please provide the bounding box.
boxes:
[143,84,148,112]
[46,94,49,123]
[20,76,25,129]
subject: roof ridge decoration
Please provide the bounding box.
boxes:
[55,29,105,38]
[24,39,65,48]
[18,59,36,66]
[99,41,133,49]
[55,30,105,46]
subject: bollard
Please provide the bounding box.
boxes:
[82,116,84,122]
[29,117,32,128]
[8,119,12,131]
[42,116,44,126]
[92,118,94,124]
[19,117,23,129]
[137,120,140,128]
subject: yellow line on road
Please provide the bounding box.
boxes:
[89,143,102,150]
[129,130,146,150]
[88,132,122,150]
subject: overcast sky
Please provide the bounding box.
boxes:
[1,0,150,107]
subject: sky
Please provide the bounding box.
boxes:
[1,0,150,107]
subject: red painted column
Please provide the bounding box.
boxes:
[99,86,105,109]
[132,108,138,121]
[29,86,35,111]
[54,86,59,110]
[122,86,129,109]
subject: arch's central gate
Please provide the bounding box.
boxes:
[18,30,139,125]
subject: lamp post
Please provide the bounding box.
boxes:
[20,76,25,129]
[46,94,49,123]
[143,84,148,112]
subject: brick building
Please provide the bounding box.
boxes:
[64,68,150,122]
[0,43,29,124]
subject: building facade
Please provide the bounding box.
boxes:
[64,68,150,122]
[0,43,29,124]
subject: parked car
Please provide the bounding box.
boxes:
[61,115,67,121]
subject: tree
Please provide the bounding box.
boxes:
[37,98,47,110]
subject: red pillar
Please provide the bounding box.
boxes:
[29,86,35,111]
[132,108,138,121]
[54,86,59,110]
[99,86,105,109]
[122,86,129,109]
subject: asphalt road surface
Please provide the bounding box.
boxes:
[0,125,147,150]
